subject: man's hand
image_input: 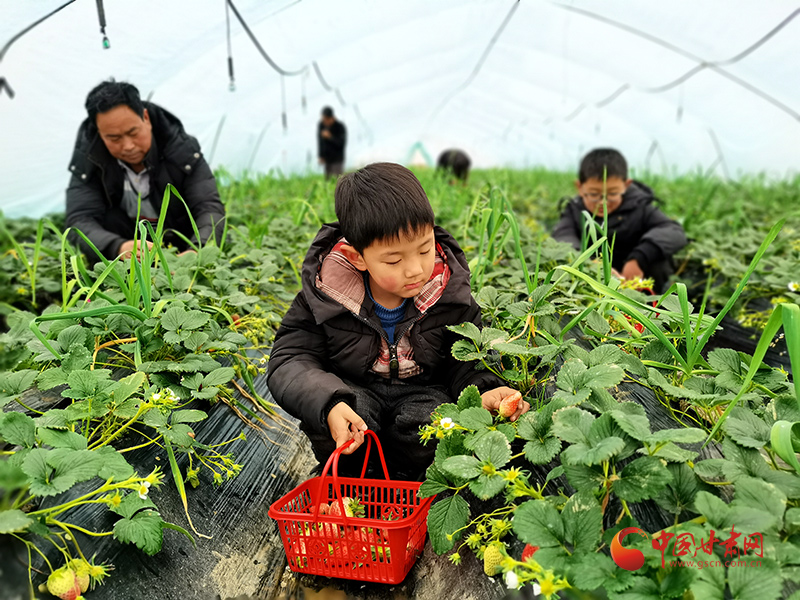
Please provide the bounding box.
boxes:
[321,129,332,139]
[177,249,197,257]
[318,157,325,165]
[481,386,530,422]
[118,240,154,259]
[327,402,368,455]
[621,259,644,281]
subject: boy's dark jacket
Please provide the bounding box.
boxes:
[65,102,226,259]
[267,223,503,433]
[552,181,687,272]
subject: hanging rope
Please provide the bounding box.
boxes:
[225,0,236,91]
[226,0,307,76]
[281,75,288,133]
[0,0,78,63]
[96,0,110,49]
[428,0,520,123]
[551,3,800,122]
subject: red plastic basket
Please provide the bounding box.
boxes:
[268,430,434,584]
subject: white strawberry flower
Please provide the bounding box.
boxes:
[138,481,152,500]
[150,391,162,402]
[788,281,800,293]
[505,571,520,589]
[440,417,455,430]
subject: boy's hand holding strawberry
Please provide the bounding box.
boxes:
[481,386,530,421]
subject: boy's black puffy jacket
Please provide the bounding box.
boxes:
[552,180,687,273]
[267,223,503,433]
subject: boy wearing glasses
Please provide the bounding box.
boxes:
[552,148,687,292]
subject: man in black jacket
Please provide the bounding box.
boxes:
[65,81,226,260]
[552,148,687,292]
[268,163,527,480]
[317,106,346,179]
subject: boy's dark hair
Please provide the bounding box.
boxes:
[437,149,471,181]
[335,162,435,254]
[578,148,628,183]
[321,106,334,118]
[85,80,145,133]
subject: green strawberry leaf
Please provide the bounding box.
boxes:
[427,495,470,554]
[584,364,624,389]
[202,367,235,387]
[469,473,508,499]
[110,372,147,403]
[418,463,450,498]
[172,409,208,424]
[513,499,564,547]
[22,448,76,497]
[446,322,481,344]
[0,509,33,534]
[570,552,616,591]
[563,464,605,492]
[722,407,770,449]
[113,510,164,556]
[451,340,486,361]
[111,491,159,519]
[561,437,625,466]
[556,359,587,392]
[95,446,135,481]
[552,406,593,444]
[727,558,782,600]
[37,428,88,450]
[524,436,561,464]
[707,348,743,374]
[609,403,651,441]
[457,407,492,431]
[614,456,673,502]
[474,430,511,467]
[647,428,706,444]
[456,385,482,410]
[562,491,602,552]
[442,455,482,480]
[0,412,36,448]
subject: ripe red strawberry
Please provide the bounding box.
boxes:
[521,544,539,562]
[328,496,365,518]
[498,391,522,418]
[318,502,330,515]
[46,567,83,600]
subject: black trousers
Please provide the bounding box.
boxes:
[299,379,452,482]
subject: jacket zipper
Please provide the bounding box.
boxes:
[352,312,425,379]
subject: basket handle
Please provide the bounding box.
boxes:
[310,429,390,523]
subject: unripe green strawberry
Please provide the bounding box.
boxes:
[47,567,82,600]
[498,391,522,418]
[483,544,504,576]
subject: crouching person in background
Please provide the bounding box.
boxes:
[267,162,528,481]
[65,80,226,261]
[552,148,687,293]
[437,149,471,183]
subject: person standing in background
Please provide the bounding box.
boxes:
[318,106,346,179]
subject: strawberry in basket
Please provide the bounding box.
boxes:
[329,496,365,518]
